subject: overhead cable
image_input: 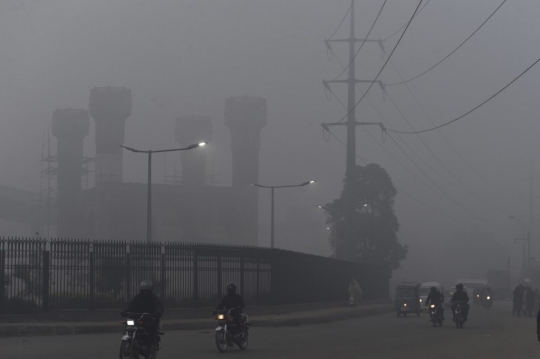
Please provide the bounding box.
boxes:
[331,0,388,82]
[386,56,540,134]
[385,133,507,229]
[382,0,432,41]
[386,0,507,86]
[379,42,520,196]
[337,0,423,124]
[328,1,353,40]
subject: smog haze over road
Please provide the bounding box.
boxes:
[2,0,540,283]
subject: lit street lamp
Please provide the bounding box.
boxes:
[252,180,316,249]
[121,142,207,243]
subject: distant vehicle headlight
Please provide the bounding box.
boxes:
[487,296,490,300]
[430,304,435,308]
[403,303,407,307]
[419,299,422,302]
[218,314,225,320]
[477,295,480,298]
[127,320,135,326]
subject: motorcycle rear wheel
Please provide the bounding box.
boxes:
[215,331,228,353]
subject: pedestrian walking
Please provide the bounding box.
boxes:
[348,278,362,308]
[513,284,525,317]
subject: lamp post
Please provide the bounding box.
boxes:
[121,142,207,243]
[252,180,315,249]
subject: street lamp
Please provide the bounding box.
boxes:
[121,142,207,243]
[252,180,316,249]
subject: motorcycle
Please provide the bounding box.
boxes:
[428,302,444,327]
[452,302,465,329]
[474,293,482,306]
[119,312,163,359]
[483,294,493,309]
[213,308,250,353]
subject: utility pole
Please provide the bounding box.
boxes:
[322,0,384,261]
[529,161,534,265]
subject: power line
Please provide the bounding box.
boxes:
[379,41,520,196]
[328,1,353,40]
[331,0,388,82]
[326,111,477,226]
[326,128,367,165]
[327,84,463,203]
[386,0,507,86]
[386,56,540,134]
[332,79,510,219]
[326,50,442,195]
[337,0,423,123]
[383,87,512,216]
[382,0,432,41]
[385,132,506,229]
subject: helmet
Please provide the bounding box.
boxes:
[226,282,237,296]
[430,287,437,293]
[456,283,463,290]
[140,280,154,293]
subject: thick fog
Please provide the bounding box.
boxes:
[2,0,540,283]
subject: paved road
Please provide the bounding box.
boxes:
[1,301,538,359]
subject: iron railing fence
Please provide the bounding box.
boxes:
[0,238,389,313]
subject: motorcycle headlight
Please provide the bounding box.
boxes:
[487,296,490,300]
[430,304,435,308]
[127,320,135,326]
[217,314,225,320]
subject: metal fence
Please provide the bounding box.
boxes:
[0,238,389,313]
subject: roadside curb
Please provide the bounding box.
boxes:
[0,304,393,338]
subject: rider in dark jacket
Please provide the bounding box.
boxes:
[216,282,245,312]
[121,280,164,345]
[451,283,470,321]
[425,287,445,319]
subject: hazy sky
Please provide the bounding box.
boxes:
[2,0,540,275]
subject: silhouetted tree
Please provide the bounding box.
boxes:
[324,163,407,270]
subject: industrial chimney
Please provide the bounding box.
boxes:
[89,86,132,183]
[51,108,90,237]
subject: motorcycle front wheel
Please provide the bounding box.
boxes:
[119,339,134,359]
[238,329,249,350]
[215,330,228,353]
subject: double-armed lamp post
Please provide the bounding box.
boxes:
[121,142,207,243]
[252,180,315,249]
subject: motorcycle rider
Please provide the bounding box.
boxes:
[425,286,445,320]
[121,280,164,347]
[451,283,470,321]
[214,283,246,345]
[215,282,245,313]
[484,286,493,306]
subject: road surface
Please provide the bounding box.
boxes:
[1,301,537,359]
